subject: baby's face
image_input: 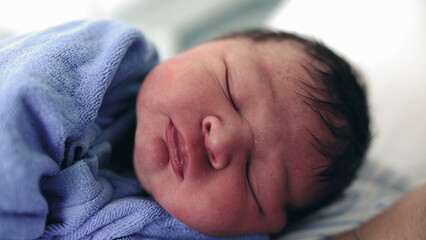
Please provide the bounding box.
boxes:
[134,38,330,236]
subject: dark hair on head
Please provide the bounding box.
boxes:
[218,29,371,226]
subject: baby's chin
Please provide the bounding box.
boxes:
[132,151,153,194]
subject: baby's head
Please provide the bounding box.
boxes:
[133,29,370,236]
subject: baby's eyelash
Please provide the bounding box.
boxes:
[246,158,254,193]
[225,66,239,111]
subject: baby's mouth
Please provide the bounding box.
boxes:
[166,120,186,180]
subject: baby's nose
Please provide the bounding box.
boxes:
[202,115,246,170]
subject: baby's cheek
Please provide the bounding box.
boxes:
[159,186,248,237]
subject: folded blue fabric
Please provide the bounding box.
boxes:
[0,20,268,240]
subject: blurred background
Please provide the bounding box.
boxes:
[0,0,282,59]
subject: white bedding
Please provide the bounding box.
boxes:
[280,161,411,240]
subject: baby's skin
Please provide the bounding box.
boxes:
[133,37,331,236]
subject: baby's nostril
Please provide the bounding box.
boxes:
[205,122,211,132]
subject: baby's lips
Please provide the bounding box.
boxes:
[166,120,186,180]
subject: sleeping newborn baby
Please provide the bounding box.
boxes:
[0,20,370,239]
[133,30,371,236]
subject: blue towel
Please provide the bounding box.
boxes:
[0,20,268,240]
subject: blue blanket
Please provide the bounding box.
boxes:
[0,20,268,240]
